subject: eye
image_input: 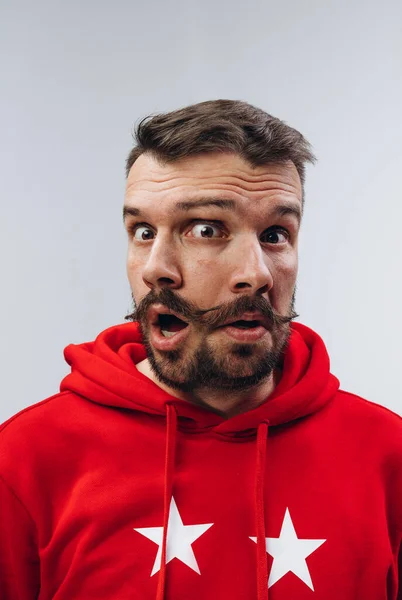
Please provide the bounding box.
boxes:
[187,221,225,239]
[129,222,290,245]
[260,227,290,245]
[131,224,155,241]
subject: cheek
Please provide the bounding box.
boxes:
[126,251,144,287]
[273,246,298,275]
[270,253,298,305]
[185,257,225,295]
[188,256,217,275]
[192,255,228,279]
[282,254,298,281]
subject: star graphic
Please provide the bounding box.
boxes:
[134,497,213,576]
[250,508,326,590]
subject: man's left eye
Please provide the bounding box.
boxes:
[186,223,290,244]
[261,228,290,244]
[187,222,224,239]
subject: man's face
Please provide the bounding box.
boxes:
[123,152,302,394]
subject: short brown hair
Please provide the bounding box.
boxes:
[126,99,315,206]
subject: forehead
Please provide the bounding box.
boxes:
[124,152,302,215]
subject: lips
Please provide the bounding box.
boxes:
[147,305,190,351]
[150,320,191,351]
[148,305,269,331]
[219,312,268,329]
[218,323,268,342]
[148,304,189,327]
[147,303,273,350]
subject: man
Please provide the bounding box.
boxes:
[0,99,401,599]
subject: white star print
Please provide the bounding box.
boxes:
[250,508,326,590]
[134,497,213,576]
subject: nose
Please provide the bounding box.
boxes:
[141,239,182,291]
[228,242,274,296]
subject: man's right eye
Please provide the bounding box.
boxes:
[131,224,155,241]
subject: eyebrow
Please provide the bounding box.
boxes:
[123,197,302,225]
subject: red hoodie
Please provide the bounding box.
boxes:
[0,321,401,599]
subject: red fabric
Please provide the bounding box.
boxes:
[157,403,177,600]
[255,421,269,600]
[0,320,401,599]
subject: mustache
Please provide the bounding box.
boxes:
[124,288,298,329]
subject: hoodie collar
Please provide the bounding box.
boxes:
[60,321,340,434]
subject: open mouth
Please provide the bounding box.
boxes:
[157,314,262,337]
[158,313,189,337]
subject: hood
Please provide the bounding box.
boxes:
[60,320,340,599]
[60,320,340,434]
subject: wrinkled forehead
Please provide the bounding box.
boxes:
[125,152,302,204]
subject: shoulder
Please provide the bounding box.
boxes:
[1,391,73,441]
[333,389,402,468]
[1,391,65,423]
[332,391,402,527]
[336,389,401,431]
[0,392,85,477]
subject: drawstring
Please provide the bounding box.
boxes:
[156,403,178,600]
[155,407,269,599]
[255,420,270,600]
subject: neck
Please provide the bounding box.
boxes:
[136,358,282,418]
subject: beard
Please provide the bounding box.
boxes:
[124,287,299,394]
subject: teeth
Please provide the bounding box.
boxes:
[161,330,177,338]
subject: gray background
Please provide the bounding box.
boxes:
[1,0,401,422]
